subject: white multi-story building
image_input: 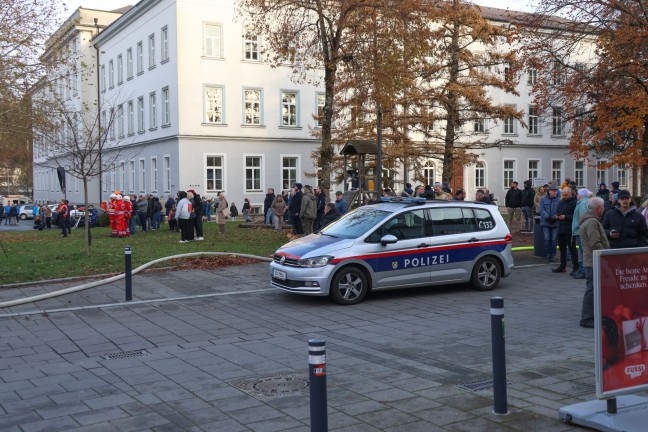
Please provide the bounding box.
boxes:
[34,2,636,207]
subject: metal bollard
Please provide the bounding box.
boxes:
[308,339,328,432]
[125,246,132,301]
[491,296,508,415]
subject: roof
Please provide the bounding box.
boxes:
[339,140,377,155]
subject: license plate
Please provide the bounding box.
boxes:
[273,269,286,281]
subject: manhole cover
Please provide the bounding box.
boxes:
[230,372,309,400]
[101,349,151,360]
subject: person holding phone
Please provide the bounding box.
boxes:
[602,190,648,248]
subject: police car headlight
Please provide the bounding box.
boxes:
[298,256,333,268]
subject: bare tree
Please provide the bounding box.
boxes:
[33,90,137,252]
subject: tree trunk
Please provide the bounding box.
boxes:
[320,63,336,200]
[641,120,648,200]
[83,177,91,255]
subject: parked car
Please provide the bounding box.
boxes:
[18,205,34,220]
[271,197,514,305]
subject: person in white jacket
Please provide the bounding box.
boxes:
[175,191,193,243]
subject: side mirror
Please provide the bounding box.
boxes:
[380,234,398,246]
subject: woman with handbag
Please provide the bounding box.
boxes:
[216,192,229,235]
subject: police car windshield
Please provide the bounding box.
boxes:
[320,207,391,239]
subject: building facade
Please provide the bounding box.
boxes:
[34,1,636,208]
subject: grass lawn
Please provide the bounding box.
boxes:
[0,221,288,284]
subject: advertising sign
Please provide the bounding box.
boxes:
[595,247,648,398]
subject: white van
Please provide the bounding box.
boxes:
[2,195,32,207]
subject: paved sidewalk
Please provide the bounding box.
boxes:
[0,260,626,431]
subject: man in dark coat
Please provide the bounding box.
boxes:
[553,187,578,273]
[289,183,303,235]
[314,186,326,230]
[320,202,341,228]
[164,195,175,220]
[505,181,523,231]
[264,188,275,225]
[603,190,648,248]
[520,180,535,233]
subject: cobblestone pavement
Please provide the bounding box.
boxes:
[0,258,621,431]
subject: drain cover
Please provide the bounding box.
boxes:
[456,379,495,392]
[230,372,309,400]
[101,349,151,360]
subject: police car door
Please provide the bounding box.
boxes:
[428,207,480,283]
[364,209,431,289]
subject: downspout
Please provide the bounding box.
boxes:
[94,18,103,201]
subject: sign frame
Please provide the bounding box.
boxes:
[594,247,648,398]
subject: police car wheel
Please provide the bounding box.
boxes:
[471,257,501,291]
[330,267,368,305]
[20,214,27,220]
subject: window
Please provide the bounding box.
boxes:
[161,26,169,61]
[101,110,107,136]
[127,48,133,79]
[120,163,125,192]
[528,105,539,135]
[148,34,155,68]
[552,107,563,136]
[475,162,485,188]
[139,159,146,192]
[149,92,157,129]
[117,104,124,138]
[431,208,465,236]
[243,89,261,125]
[527,68,537,85]
[137,96,145,133]
[378,209,427,240]
[151,157,158,193]
[552,160,563,185]
[205,86,224,124]
[100,65,106,91]
[206,156,223,192]
[575,161,585,187]
[473,117,486,133]
[596,160,607,185]
[282,156,298,190]
[552,61,563,85]
[528,160,539,180]
[243,29,259,61]
[423,161,435,185]
[617,163,628,187]
[162,87,170,126]
[72,66,78,96]
[317,93,325,127]
[245,156,262,192]
[163,156,171,192]
[108,60,114,88]
[503,160,515,188]
[129,160,135,193]
[503,61,513,81]
[127,101,134,135]
[117,54,123,84]
[503,116,515,134]
[204,23,222,58]
[109,108,115,140]
[137,41,143,74]
[281,91,298,126]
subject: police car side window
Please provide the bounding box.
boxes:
[430,208,466,236]
[462,208,477,232]
[366,210,426,242]
[474,208,495,231]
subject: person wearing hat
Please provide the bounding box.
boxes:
[571,188,591,279]
[520,180,535,233]
[610,181,620,195]
[602,190,648,248]
[540,184,561,262]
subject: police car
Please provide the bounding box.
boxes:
[271,197,514,305]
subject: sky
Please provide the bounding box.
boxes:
[58,0,537,22]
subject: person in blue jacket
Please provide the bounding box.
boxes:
[540,185,561,262]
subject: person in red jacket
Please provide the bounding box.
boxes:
[57,199,69,237]
[115,194,126,237]
[122,195,132,237]
[108,194,117,237]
